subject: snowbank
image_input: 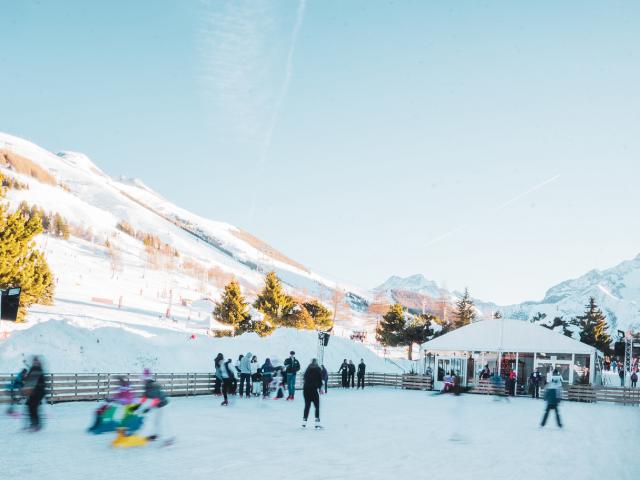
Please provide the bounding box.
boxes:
[0,320,402,374]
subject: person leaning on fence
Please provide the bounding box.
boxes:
[540,368,563,428]
[302,359,323,427]
[357,359,366,389]
[339,360,349,388]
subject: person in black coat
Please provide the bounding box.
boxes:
[23,356,46,431]
[357,359,366,389]
[338,360,349,388]
[321,365,329,394]
[302,359,323,426]
[284,351,301,400]
[529,368,542,398]
[348,361,356,388]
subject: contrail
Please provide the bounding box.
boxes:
[249,0,306,221]
[424,173,561,248]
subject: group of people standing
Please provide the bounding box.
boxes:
[338,359,366,389]
[212,350,326,427]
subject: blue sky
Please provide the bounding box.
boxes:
[2,0,639,304]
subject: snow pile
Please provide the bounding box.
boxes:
[0,320,402,374]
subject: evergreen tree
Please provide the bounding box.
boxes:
[403,313,435,360]
[576,297,611,353]
[281,304,314,329]
[0,175,55,321]
[303,299,333,331]
[253,271,294,326]
[213,280,250,332]
[453,287,476,329]
[376,303,406,347]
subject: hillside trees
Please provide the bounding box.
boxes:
[0,174,55,321]
[212,279,274,336]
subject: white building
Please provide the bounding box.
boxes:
[421,320,602,391]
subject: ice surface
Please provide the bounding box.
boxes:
[1,388,637,480]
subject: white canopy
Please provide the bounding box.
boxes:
[421,320,599,355]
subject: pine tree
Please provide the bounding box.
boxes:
[0,175,55,321]
[281,303,314,329]
[453,287,476,329]
[376,303,406,347]
[403,313,435,360]
[253,272,294,327]
[303,299,333,331]
[576,297,611,353]
[213,280,250,332]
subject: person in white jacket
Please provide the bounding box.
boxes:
[540,369,563,428]
[239,352,253,398]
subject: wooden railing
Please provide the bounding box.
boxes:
[0,372,433,404]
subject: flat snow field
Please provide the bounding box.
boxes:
[1,388,638,480]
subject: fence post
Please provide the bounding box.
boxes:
[97,373,100,400]
[74,373,78,400]
[170,373,174,396]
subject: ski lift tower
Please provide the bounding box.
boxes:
[624,331,633,383]
[317,331,330,366]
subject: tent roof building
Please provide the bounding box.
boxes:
[421,320,599,355]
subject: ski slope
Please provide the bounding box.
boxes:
[1,389,637,480]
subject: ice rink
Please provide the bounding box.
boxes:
[2,388,638,480]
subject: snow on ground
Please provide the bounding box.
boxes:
[1,389,638,480]
[0,321,402,374]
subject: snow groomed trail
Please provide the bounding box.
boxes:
[1,388,638,480]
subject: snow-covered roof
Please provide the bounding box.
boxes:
[421,320,599,355]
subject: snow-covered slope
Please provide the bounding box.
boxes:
[0,132,371,328]
[377,254,640,333]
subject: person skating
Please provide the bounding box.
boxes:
[238,351,252,398]
[540,368,563,428]
[213,353,224,396]
[357,359,366,389]
[302,359,323,428]
[261,358,274,398]
[529,368,542,398]
[284,351,300,400]
[251,355,261,396]
[348,360,356,388]
[631,371,638,388]
[218,358,234,406]
[5,368,27,416]
[321,364,329,394]
[339,360,349,388]
[23,356,46,431]
[619,367,625,387]
[138,369,169,441]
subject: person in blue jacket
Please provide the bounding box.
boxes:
[5,368,27,415]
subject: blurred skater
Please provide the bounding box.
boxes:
[540,368,563,428]
[23,357,46,431]
[5,368,27,416]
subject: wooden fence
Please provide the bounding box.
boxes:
[470,380,640,406]
[0,372,433,404]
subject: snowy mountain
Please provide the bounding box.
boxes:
[376,255,640,333]
[0,132,372,334]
